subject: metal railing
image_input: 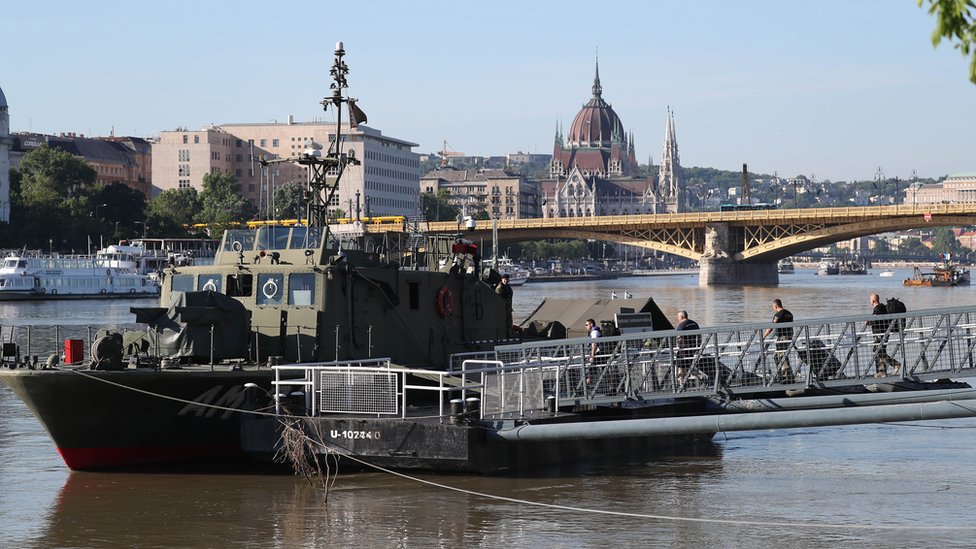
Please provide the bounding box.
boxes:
[271,358,486,422]
[0,323,140,366]
[263,306,976,423]
[469,305,976,418]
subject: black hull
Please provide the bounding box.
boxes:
[242,404,716,474]
[0,366,273,470]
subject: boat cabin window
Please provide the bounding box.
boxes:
[171,274,194,293]
[227,273,253,297]
[257,227,291,251]
[289,227,323,250]
[223,230,256,253]
[288,273,315,305]
[199,274,222,293]
[3,259,17,269]
[257,273,284,305]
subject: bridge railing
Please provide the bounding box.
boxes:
[465,306,976,419]
[379,203,976,235]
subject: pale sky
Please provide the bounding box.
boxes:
[3,0,974,182]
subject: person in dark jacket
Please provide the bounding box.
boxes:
[869,293,900,377]
[675,310,700,387]
[495,273,513,336]
[763,299,795,383]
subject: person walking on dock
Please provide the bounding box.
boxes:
[763,299,795,383]
[675,310,701,388]
[869,293,900,377]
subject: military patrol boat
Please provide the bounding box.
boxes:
[0,43,522,470]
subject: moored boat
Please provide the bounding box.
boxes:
[484,256,529,285]
[904,257,971,287]
[0,252,159,300]
[777,260,795,274]
[839,256,868,275]
[816,259,839,276]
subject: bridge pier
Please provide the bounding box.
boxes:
[699,258,778,286]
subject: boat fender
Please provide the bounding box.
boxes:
[107,269,111,277]
[51,289,57,295]
[99,289,107,294]
[262,278,279,300]
[129,288,136,294]
[203,280,217,292]
[436,286,454,317]
[39,288,46,294]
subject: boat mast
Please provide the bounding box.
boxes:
[260,41,365,232]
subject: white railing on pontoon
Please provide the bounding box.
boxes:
[270,306,976,423]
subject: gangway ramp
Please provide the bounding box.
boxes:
[465,305,976,419]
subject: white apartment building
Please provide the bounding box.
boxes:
[152,120,420,219]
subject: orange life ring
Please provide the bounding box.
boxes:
[436,287,454,317]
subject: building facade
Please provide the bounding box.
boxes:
[0,85,10,222]
[908,173,976,206]
[152,121,420,218]
[421,167,541,219]
[542,166,656,217]
[9,132,152,198]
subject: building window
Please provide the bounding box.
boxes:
[272,139,279,147]
[194,135,200,144]
[179,164,190,176]
[236,140,242,147]
[182,135,188,144]
[178,149,190,161]
[259,139,267,147]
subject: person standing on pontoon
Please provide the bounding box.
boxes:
[763,299,795,383]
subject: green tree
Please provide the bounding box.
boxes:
[420,190,460,222]
[899,237,932,257]
[9,145,100,250]
[272,181,305,220]
[920,0,976,84]
[17,145,96,209]
[930,226,966,256]
[197,172,256,236]
[147,188,202,237]
[92,182,147,240]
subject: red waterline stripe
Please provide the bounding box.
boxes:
[57,444,240,470]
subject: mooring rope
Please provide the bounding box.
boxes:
[307,437,976,531]
[60,366,976,530]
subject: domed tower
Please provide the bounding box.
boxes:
[551,59,636,178]
[0,85,10,223]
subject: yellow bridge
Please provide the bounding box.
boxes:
[367,204,976,285]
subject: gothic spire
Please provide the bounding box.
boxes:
[592,56,602,98]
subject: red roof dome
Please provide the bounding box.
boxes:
[567,61,623,148]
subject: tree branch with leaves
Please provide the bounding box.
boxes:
[920,0,976,84]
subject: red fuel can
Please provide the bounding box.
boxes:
[64,339,85,364]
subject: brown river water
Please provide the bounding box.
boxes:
[2,268,975,548]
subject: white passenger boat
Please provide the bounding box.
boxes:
[98,238,217,275]
[0,253,159,300]
[485,256,530,285]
